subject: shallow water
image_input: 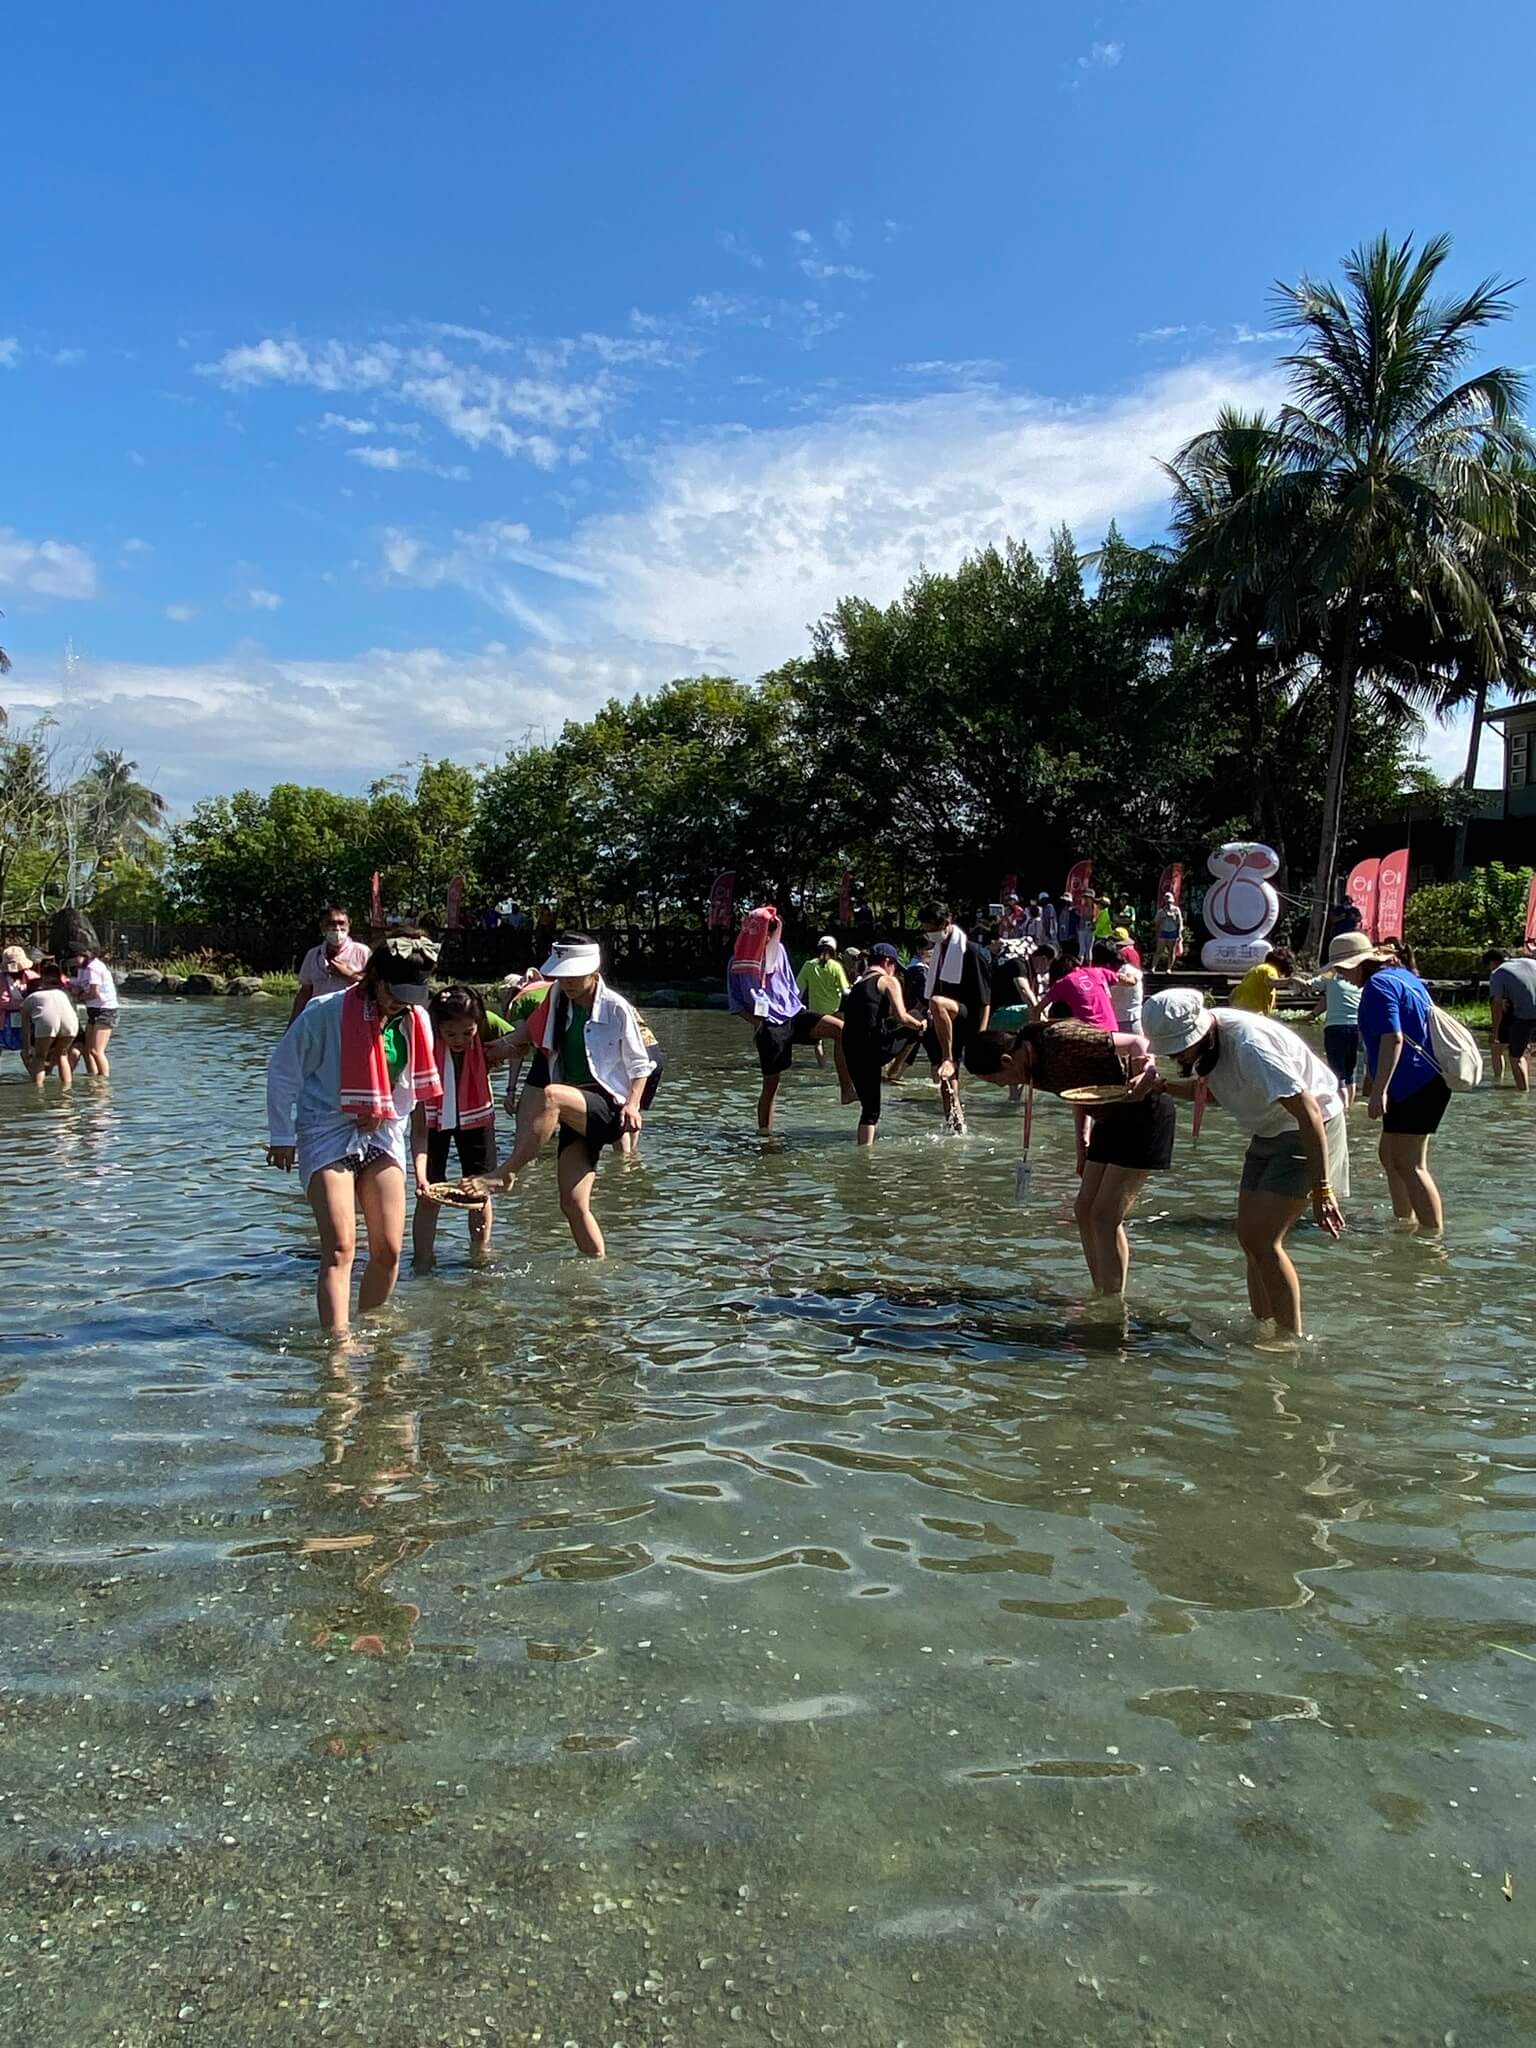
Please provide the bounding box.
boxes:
[2,1002,1536,2046]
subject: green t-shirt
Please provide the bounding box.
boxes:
[380,1013,410,1085]
[797,956,850,1015]
[561,1000,593,1085]
[509,983,549,1022]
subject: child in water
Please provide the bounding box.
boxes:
[414,985,505,1263]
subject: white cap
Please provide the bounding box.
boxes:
[1142,988,1214,1057]
[818,934,838,950]
[541,940,602,979]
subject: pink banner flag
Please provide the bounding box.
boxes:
[1374,848,1411,942]
[369,870,383,931]
[838,867,853,926]
[707,871,736,931]
[1156,862,1184,906]
[1345,857,1381,942]
[1525,870,1536,947]
[445,874,466,929]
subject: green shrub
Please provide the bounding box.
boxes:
[1404,862,1533,951]
[1413,946,1492,983]
[259,971,300,998]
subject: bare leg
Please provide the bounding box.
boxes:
[308,1165,361,1335]
[1513,1047,1530,1096]
[1236,1190,1309,1335]
[355,1160,406,1315]
[856,1119,877,1148]
[87,1023,112,1078]
[56,1038,76,1090]
[1074,1163,1148,1296]
[1380,1132,1442,1232]
[812,1014,855,1101]
[929,996,958,1080]
[757,1069,782,1134]
[411,1189,441,1266]
[557,1143,605,1257]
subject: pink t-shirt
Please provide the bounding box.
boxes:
[298,937,371,998]
[1043,966,1118,1032]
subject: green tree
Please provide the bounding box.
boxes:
[1262,233,1529,954]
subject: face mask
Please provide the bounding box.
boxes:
[923,929,944,945]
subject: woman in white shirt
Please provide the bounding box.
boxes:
[65,947,119,1078]
[473,934,656,1258]
[21,960,79,1089]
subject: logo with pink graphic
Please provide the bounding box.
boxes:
[1200,841,1280,971]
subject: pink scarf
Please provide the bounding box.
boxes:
[427,1031,493,1131]
[338,985,442,1121]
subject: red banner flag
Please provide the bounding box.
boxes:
[1064,858,1094,912]
[838,867,853,926]
[369,870,383,931]
[1374,848,1411,942]
[1155,862,1184,906]
[707,870,736,931]
[1345,857,1381,941]
[445,874,466,929]
[1525,870,1536,947]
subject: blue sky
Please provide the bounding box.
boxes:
[7,0,1534,802]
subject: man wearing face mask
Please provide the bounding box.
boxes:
[918,901,991,1131]
[1141,989,1346,1337]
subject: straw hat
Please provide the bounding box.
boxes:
[1324,931,1383,972]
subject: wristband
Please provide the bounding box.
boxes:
[1312,1183,1335,1201]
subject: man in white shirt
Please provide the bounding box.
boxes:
[289,908,372,1025]
[1143,990,1346,1336]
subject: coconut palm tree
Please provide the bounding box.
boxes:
[1266,234,1532,954]
[1175,236,1533,954]
[1159,405,1303,858]
[78,748,168,861]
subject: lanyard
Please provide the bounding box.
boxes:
[1192,1075,1209,1143]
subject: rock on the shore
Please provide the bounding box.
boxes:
[181,972,228,995]
[119,969,166,994]
[226,976,265,997]
[159,974,186,994]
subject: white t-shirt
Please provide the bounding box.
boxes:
[1205,1008,1342,1138]
[73,957,117,1009]
[23,988,79,1038]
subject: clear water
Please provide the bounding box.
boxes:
[3,1002,1535,2046]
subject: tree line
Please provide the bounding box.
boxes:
[5,231,1532,961]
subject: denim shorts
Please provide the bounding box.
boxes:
[1240,1114,1350,1200]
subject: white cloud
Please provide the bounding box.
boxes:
[799,260,874,283]
[348,445,470,481]
[717,230,764,270]
[382,358,1285,679]
[317,412,376,435]
[243,586,283,612]
[790,229,814,247]
[164,603,198,623]
[0,338,18,369]
[1079,39,1123,68]
[121,536,153,555]
[902,358,1004,382]
[1136,323,1192,344]
[49,347,87,367]
[0,529,99,601]
[0,641,675,800]
[200,330,620,468]
[832,219,854,250]
[1232,323,1283,345]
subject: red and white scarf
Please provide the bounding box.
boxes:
[338,985,442,1121]
[428,1031,494,1131]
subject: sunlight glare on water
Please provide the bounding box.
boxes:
[2,1001,1535,2044]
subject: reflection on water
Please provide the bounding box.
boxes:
[2,1003,1535,2042]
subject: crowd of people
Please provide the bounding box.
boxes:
[0,941,120,1088]
[245,879,1534,1344]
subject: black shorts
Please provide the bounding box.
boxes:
[1323,1024,1361,1087]
[87,1007,120,1029]
[1084,1091,1176,1171]
[843,1044,884,1125]
[754,1012,817,1076]
[1382,1075,1451,1135]
[426,1124,496,1182]
[1509,1016,1536,1062]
